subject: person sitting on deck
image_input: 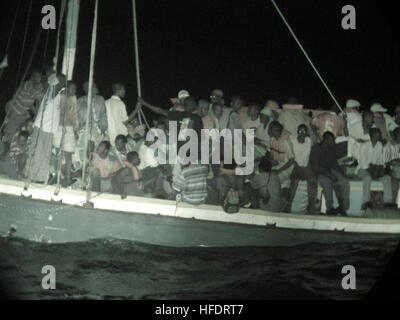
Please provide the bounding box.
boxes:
[356,128,394,210]
[90,141,121,193]
[309,131,349,216]
[268,120,295,185]
[112,134,128,166]
[254,107,273,160]
[111,151,144,199]
[9,130,30,176]
[278,99,311,137]
[1,69,44,156]
[0,130,30,179]
[371,103,398,144]
[250,157,285,212]
[126,117,146,153]
[172,163,209,206]
[347,110,375,161]
[385,127,400,202]
[287,124,318,214]
[52,81,79,187]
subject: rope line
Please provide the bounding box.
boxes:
[270,0,344,115]
[15,0,33,92]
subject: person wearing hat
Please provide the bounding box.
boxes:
[169,89,190,112]
[344,99,362,129]
[252,107,273,159]
[371,103,398,143]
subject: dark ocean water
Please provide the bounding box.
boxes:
[0,237,398,300]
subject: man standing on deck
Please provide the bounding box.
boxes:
[310,131,349,216]
[24,73,66,183]
[1,70,44,156]
[105,83,128,147]
[77,81,108,146]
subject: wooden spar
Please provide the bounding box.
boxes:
[82,0,99,198]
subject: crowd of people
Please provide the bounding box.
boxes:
[1,67,400,216]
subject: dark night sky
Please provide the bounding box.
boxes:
[0,0,399,120]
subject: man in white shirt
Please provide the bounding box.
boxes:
[287,124,318,213]
[105,83,128,146]
[356,128,393,210]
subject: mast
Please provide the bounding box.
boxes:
[82,0,99,200]
[62,0,80,80]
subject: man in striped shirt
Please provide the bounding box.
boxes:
[1,70,44,155]
[172,164,208,206]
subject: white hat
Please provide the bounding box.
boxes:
[177,90,190,100]
[371,103,387,113]
[265,99,280,110]
[260,107,274,117]
[346,99,360,109]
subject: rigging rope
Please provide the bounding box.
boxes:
[19,23,43,89]
[131,0,150,129]
[82,0,99,197]
[0,0,22,81]
[42,29,50,70]
[15,0,33,92]
[270,0,344,115]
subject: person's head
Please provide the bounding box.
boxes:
[369,128,381,145]
[82,81,99,95]
[248,104,260,121]
[112,82,126,98]
[268,120,283,140]
[127,151,140,166]
[210,89,224,104]
[115,134,127,153]
[23,118,34,135]
[259,157,273,173]
[362,110,374,128]
[297,124,308,143]
[198,99,209,117]
[56,74,66,91]
[393,127,400,144]
[43,64,53,79]
[17,131,29,146]
[322,131,335,146]
[259,108,273,125]
[183,96,198,113]
[346,98,360,111]
[66,81,77,96]
[212,103,223,119]
[177,90,190,104]
[97,141,111,159]
[30,69,42,84]
[230,95,243,111]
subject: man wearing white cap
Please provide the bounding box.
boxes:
[344,98,362,127]
[371,102,398,143]
[253,107,273,159]
[169,89,190,112]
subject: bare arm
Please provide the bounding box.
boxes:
[138,97,168,117]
